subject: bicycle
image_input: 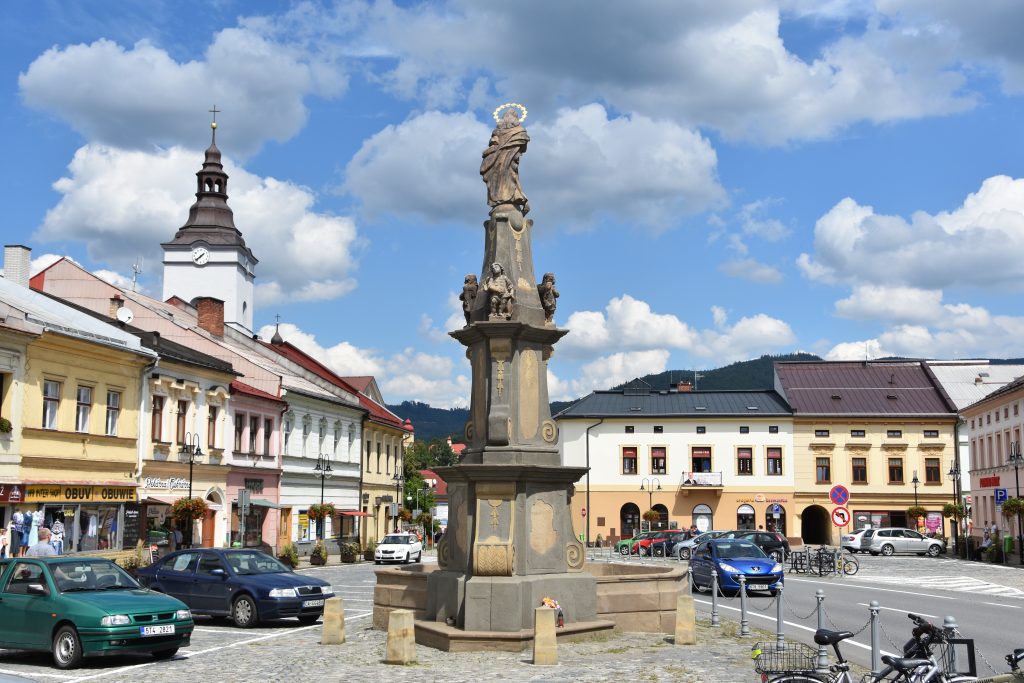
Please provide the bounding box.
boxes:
[835,549,859,576]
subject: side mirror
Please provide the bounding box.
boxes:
[210,568,227,578]
[27,583,48,596]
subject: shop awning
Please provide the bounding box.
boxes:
[339,511,371,516]
[140,495,221,510]
[249,498,279,509]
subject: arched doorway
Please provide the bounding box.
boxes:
[737,504,756,530]
[652,503,669,530]
[620,503,641,539]
[802,505,830,544]
[692,504,713,533]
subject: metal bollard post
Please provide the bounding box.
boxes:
[711,569,720,627]
[687,564,694,592]
[815,589,828,672]
[869,601,881,677]
[738,574,750,637]
[943,616,960,673]
[775,583,785,647]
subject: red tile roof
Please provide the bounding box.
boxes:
[231,380,286,404]
[344,376,374,392]
[419,469,447,497]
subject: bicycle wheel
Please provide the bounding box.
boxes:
[842,558,859,576]
[766,675,828,682]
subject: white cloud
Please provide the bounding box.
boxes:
[695,312,797,361]
[549,350,672,401]
[344,104,725,230]
[719,258,784,283]
[29,253,71,276]
[35,144,361,306]
[825,338,890,361]
[834,285,944,323]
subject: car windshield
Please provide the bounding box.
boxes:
[53,560,141,592]
[224,551,289,575]
[714,542,767,560]
[381,535,413,545]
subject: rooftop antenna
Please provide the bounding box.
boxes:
[694,371,703,391]
[130,257,143,292]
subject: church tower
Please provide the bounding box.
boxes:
[161,110,257,333]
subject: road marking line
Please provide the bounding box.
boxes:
[981,601,1021,608]
[0,667,67,679]
[787,577,956,600]
[855,603,938,618]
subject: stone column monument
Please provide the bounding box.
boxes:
[427,104,596,633]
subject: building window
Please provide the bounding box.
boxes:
[366,440,372,472]
[737,447,753,475]
[624,425,634,434]
[207,407,217,448]
[691,446,711,473]
[852,457,867,484]
[696,426,706,434]
[651,447,667,475]
[621,447,638,474]
[815,457,831,484]
[75,386,92,433]
[1015,404,1020,417]
[888,457,904,484]
[176,400,187,443]
[1005,407,1010,418]
[234,413,244,452]
[283,420,292,453]
[925,457,940,483]
[653,425,663,434]
[250,416,259,453]
[264,418,272,455]
[987,414,991,424]
[767,447,783,475]
[151,396,164,441]
[814,429,830,438]
[996,410,1001,422]
[105,391,120,436]
[886,429,902,439]
[333,426,341,456]
[42,380,61,430]
[923,429,939,439]
[739,426,749,434]
[970,419,974,429]
[769,425,779,434]
[850,429,865,438]
[381,442,386,473]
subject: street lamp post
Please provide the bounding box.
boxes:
[911,471,920,508]
[392,472,405,532]
[1010,441,1023,565]
[948,461,961,555]
[314,452,333,540]
[178,432,203,548]
[639,477,661,532]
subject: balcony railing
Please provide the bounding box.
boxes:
[678,471,723,487]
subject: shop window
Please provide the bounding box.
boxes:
[816,457,831,484]
[886,429,903,439]
[925,457,940,483]
[850,429,865,438]
[621,447,638,474]
[814,429,830,438]
[151,395,164,442]
[75,386,92,433]
[691,446,711,473]
[923,429,939,439]
[264,418,273,455]
[736,447,753,475]
[852,457,867,484]
[651,447,667,475]
[176,400,188,443]
[767,447,783,475]
[888,457,904,483]
[105,390,120,436]
[207,407,217,448]
[234,413,245,452]
[737,504,756,530]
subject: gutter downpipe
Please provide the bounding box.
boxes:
[585,418,604,547]
[137,359,159,482]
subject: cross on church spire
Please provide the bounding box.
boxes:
[209,104,220,143]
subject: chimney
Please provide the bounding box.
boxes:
[3,245,31,288]
[194,297,225,336]
[109,294,124,319]
[677,381,693,392]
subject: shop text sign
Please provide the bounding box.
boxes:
[735,495,789,504]
[26,485,137,503]
[143,477,189,490]
[0,484,24,503]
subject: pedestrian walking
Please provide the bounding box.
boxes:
[26,528,57,557]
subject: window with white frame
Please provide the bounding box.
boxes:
[75,386,92,433]
[105,390,120,436]
[43,380,61,430]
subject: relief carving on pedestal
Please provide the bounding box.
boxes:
[566,538,584,572]
[529,498,556,555]
[519,349,539,440]
[541,420,558,444]
[473,483,515,577]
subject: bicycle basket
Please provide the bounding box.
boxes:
[752,641,818,674]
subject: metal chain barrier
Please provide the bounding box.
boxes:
[878,619,907,652]
[782,590,819,620]
[749,594,778,612]
[822,604,871,637]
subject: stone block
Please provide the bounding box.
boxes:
[532,607,557,665]
[674,594,696,645]
[321,597,346,645]
[384,609,417,664]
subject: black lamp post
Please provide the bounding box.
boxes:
[314,452,333,540]
[1010,441,1023,565]
[948,461,962,555]
[639,477,661,532]
[179,432,202,548]
[392,472,405,532]
[911,470,920,508]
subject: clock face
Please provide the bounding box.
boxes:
[191,247,210,265]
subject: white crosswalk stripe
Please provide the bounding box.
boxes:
[850,574,1024,598]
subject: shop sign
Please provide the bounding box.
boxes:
[979,476,1000,488]
[736,496,789,504]
[0,484,24,503]
[25,485,137,503]
[143,477,189,490]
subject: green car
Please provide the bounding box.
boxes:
[0,557,193,669]
[614,532,655,555]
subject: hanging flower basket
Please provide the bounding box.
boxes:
[1001,498,1024,519]
[642,509,660,522]
[906,506,928,520]
[308,503,336,520]
[171,497,209,523]
[942,502,965,519]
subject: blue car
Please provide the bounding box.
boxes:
[689,539,783,596]
[135,548,333,628]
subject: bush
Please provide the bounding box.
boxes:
[278,543,300,568]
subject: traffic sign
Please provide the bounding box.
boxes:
[831,506,851,527]
[581,507,587,518]
[770,503,782,516]
[829,485,850,506]
[995,489,1008,505]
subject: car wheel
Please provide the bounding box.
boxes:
[881,544,895,557]
[619,546,630,556]
[654,546,665,557]
[416,551,422,563]
[769,589,779,597]
[374,560,381,565]
[232,594,259,628]
[298,615,320,625]
[679,547,691,560]
[152,648,178,660]
[403,553,411,564]
[52,625,83,670]
[927,545,941,557]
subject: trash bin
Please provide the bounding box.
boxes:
[1004,534,1015,556]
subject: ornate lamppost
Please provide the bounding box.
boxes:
[911,471,920,508]
[948,461,962,555]
[1009,441,1023,565]
[179,432,203,548]
[314,452,333,540]
[392,472,405,532]
[639,477,661,532]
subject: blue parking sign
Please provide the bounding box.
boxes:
[995,488,1008,504]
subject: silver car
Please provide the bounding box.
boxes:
[671,530,729,560]
[863,527,944,557]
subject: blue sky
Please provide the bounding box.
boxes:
[4,1,1024,408]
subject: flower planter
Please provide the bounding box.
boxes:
[340,553,357,564]
[310,554,327,566]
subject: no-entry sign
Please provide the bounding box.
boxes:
[831,506,851,527]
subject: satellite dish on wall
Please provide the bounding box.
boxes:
[116,307,134,325]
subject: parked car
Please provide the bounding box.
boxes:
[135,548,332,628]
[689,539,784,596]
[0,556,193,669]
[842,528,871,553]
[632,530,685,556]
[375,533,423,564]
[862,528,945,557]
[614,532,655,556]
[671,531,730,560]
[719,530,790,561]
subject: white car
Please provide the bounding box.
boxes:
[374,533,423,564]
[841,529,870,553]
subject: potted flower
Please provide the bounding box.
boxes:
[339,542,359,563]
[278,543,300,569]
[363,540,376,562]
[171,497,209,523]
[310,540,329,566]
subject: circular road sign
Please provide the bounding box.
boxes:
[829,485,850,506]
[831,506,851,527]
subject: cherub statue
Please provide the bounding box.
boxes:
[537,272,559,324]
[483,262,515,320]
[460,274,478,325]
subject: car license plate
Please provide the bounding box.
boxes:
[140,625,175,637]
[303,599,325,608]
[748,584,770,591]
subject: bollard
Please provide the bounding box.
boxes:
[775,583,785,647]
[320,596,346,645]
[384,609,416,664]
[869,601,881,677]
[738,574,750,637]
[711,569,721,627]
[943,616,959,673]
[674,591,697,645]
[815,590,828,672]
[532,607,558,665]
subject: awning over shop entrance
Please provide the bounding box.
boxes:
[248,498,279,509]
[339,511,371,516]
[140,495,221,510]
